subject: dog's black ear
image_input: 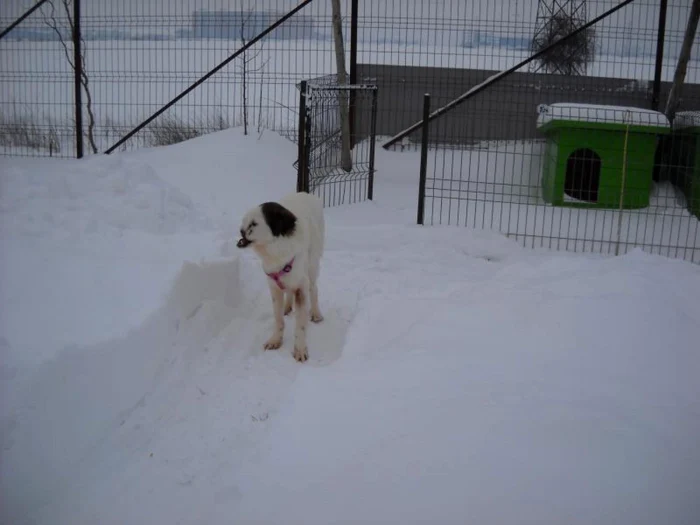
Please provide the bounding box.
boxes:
[260,202,297,237]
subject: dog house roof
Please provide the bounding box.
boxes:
[537,103,670,130]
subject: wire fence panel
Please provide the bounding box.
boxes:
[301,81,378,207]
[356,0,699,147]
[1,0,348,156]
[0,0,74,157]
[407,1,700,264]
[2,0,700,263]
[3,1,698,156]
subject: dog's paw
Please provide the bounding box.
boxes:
[310,312,324,323]
[293,345,308,363]
[264,336,283,350]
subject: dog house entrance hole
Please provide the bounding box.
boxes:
[565,148,601,202]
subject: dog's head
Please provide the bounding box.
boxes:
[237,201,297,249]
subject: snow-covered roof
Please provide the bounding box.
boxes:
[537,103,670,128]
[673,111,700,130]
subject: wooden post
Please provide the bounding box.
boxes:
[665,0,700,121]
[331,0,352,172]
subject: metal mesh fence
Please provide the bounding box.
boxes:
[420,102,699,263]
[2,0,700,262]
[0,0,346,157]
[299,81,377,207]
[355,0,698,147]
[2,1,698,155]
[0,0,74,157]
[404,0,700,263]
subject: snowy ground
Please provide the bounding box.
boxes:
[1,128,700,525]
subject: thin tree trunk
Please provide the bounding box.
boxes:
[331,0,352,172]
[258,43,264,134]
[665,0,700,121]
[241,34,249,135]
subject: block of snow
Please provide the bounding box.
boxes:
[537,103,669,128]
[673,111,700,130]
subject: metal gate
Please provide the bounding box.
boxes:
[296,80,378,207]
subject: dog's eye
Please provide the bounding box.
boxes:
[250,221,257,228]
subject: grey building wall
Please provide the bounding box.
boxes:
[354,63,700,146]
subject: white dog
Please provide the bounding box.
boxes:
[237,192,325,362]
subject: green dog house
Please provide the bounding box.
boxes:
[670,111,700,220]
[537,103,670,209]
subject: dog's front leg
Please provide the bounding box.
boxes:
[293,282,310,362]
[264,283,285,350]
[283,291,294,316]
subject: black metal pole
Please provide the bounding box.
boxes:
[0,0,50,41]
[349,0,358,86]
[297,81,308,193]
[383,0,636,150]
[651,0,668,111]
[73,0,83,158]
[303,98,312,193]
[349,0,359,148]
[367,87,378,200]
[417,93,431,225]
[105,0,316,154]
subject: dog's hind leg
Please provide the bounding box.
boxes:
[264,283,285,350]
[293,282,310,362]
[309,260,323,323]
[283,291,293,316]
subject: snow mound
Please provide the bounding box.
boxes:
[0,156,213,238]
[3,257,248,522]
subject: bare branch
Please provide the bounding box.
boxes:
[42,1,75,70]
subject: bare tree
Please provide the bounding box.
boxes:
[665,0,700,122]
[42,0,98,153]
[531,9,595,75]
[236,3,269,136]
[331,0,352,171]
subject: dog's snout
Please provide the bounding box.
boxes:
[237,229,252,248]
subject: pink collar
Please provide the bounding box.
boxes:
[266,257,295,290]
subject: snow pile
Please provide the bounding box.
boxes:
[2,127,700,525]
[0,129,300,369]
[0,156,213,239]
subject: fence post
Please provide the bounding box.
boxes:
[349,0,359,148]
[417,93,431,225]
[367,87,378,200]
[615,113,632,257]
[72,0,83,158]
[651,0,668,111]
[303,94,312,193]
[297,81,308,193]
[71,0,83,159]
